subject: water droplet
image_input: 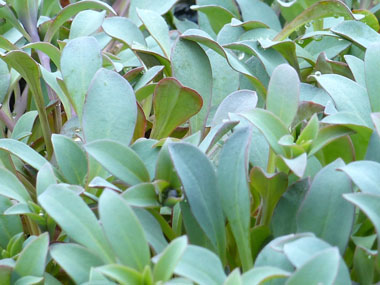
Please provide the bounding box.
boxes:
[334,14,339,18]
[368,255,372,259]
[315,71,322,77]
[73,137,81,142]
[238,52,245,61]
[304,22,311,28]
[297,39,304,45]
[313,35,322,41]
[338,38,343,41]
[74,128,81,133]
[277,0,297,7]
[39,211,44,217]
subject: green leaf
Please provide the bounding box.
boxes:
[82,68,137,145]
[153,236,188,282]
[224,41,287,76]
[283,236,351,284]
[340,161,380,195]
[69,10,106,39]
[131,139,160,180]
[250,168,288,226]
[212,90,258,127]
[50,243,104,285]
[0,167,31,203]
[314,74,372,127]
[134,66,163,92]
[241,109,289,155]
[169,143,226,260]
[133,208,168,254]
[236,0,281,31]
[365,42,380,112]
[353,246,375,285]
[128,0,177,26]
[180,29,267,98]
[102,17,146,48]
[85,140,150,186]
[11,111,38,143]
[0,139,49,170]
[199,121,238,153]
[40,67,72,119]
[36,163,57,197]
[296,114,319,145]
[96,264,143,285]
[171,38,212,133]
[224,269,242,285]
[0,51,52,157]
[344,193,380,249]
[344,55,365,87]
[280,153,308,178]
[173,245,226,285]
[242,266,291,284]
[99,190,150,271]
[309,125,354,156]
[0,5,30,41]
[38,184,114,263]
[14,233,49,277]
[121,183,159,208]
[207,49,240,109]
[217,127,253,271]
[0,265,11,284]
[137,9,171,58]
[331,20,380,48]
[296,159,354,253]
[14,276,43,285]
[191,5,235,34]
[275,0,354,41]
[60,36,102,119]
[0,196,23,249]
[23,42,61,69]
[272,179,310,237]
[44,0,115,42]
[267,64,300,127]
[0,58,10,103]
[151,78,202,139]
[52,134,87,185]
[286,248,340,284]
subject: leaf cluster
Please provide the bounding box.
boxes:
[0,0,379,284]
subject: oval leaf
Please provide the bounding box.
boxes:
[151,78,202,139]
[99,190,150,271]
[38,184,114,263]
[83,68,137,145]
[85,140,150,186]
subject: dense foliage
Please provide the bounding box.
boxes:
[0,0,380,284]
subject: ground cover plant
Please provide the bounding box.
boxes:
[1,0,380,283]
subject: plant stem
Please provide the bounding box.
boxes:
[266,148,276,173]
[0,107,15,132]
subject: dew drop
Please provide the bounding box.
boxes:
[315,71,322,77]
[238,52,245,61]
[313,35,322,41]
[73,137,81,142]
[304,22,311,28]
[74,128,81,133]
[39,211,44,217]
[297,39,304,45]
